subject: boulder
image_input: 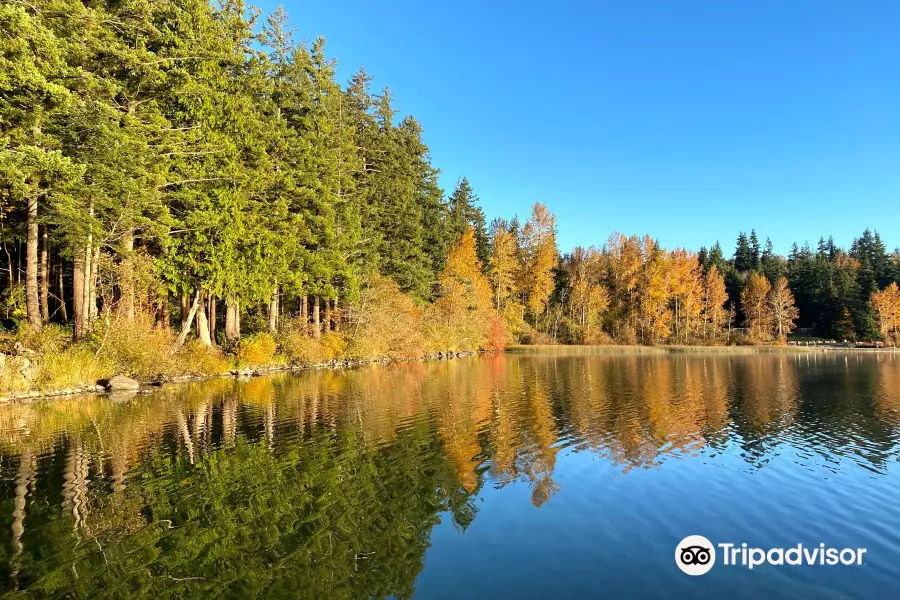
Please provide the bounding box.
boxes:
[106,375,140,391]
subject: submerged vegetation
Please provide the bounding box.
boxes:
[2,1,900,396]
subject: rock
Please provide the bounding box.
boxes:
[105,375,140,391]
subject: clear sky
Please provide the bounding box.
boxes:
[262,0,900,255]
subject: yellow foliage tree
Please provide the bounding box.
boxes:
[603,232,643,341]
[768,276,799,341]
[669,249,704,342]
[871,282,900,338]
[741,273,772,341]
[638,236,673,344]
[427,227,498,351]
[489,225,518,311]
[521,203,558,319]
[702,264,729,339]
[440,227,492,311]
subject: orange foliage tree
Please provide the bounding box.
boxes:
[871,282,900,339]
[741,273,772,341]
[768,276,799,341]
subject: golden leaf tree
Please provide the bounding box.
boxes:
[427,227,497,351]
[439,227,492,312]
[566,247,610,342]
[489,223,518,312]
[768,276,799,341]
[669,248,704,342]
[871,282,900,338]
[741,273,772,341]
[638,236,673,344]
[520,203,558,320]
[702,264,729,339]
[603,232,643,340]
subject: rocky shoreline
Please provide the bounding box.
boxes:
[0,350,481,404]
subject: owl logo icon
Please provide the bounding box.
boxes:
[676,535,716,575]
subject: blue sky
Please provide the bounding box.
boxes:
[261,0,900,255]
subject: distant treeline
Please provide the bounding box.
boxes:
[1,0,899,358]
[547,229,900,345]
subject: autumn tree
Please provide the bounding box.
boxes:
[638,236,673,344]
[702,264,729,339]
[870,282,900,339]
[488,219,518,311]
[741,273,772,341]
[668,249,703,342]
[564,247,609,342]
[520,203,558,324]
[427,227,499,350]
[768,276,799,341]
[448,177,489,268]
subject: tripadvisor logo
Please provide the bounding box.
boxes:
[675,536,867,576]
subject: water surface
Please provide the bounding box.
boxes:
[2,351,899,598]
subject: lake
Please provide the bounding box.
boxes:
[2,350,899,598]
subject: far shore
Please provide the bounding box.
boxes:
[507,344,900,355]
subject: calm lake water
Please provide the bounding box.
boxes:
[2,351,900,599]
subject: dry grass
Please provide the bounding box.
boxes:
[175,341,232,375]
[95,314,178,378]
[235,333,280,366]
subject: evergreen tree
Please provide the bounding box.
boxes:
[447,177,489,269]
[749,229,761,269]
[733,232,753,272]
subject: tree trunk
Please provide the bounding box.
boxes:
[120,230,135,320]
[57,260,67,325]
[173,291,200,350]
[333,295,340,333]
[313,295,321,340]
[225,296,240,342]
[25,196,41,329]
[81,204,94,335]
[73,253,84,340]
[39,226,49,322]
[180,292,190,329]
[4,239,12,293]
[268,286,278,333]
[156,292,168,329]
[323,298,331,333]
[196,292,212,347]
[90,245,99,321]
[208,295,216,344]
[299,293,306,324]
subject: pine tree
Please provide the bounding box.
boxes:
[734,232,753,272]
[749,229,761,269]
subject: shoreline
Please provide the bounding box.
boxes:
[507,344,900,355]
[3,343,898,405]
[0,349,482,404]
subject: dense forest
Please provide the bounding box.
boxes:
[2,1,900,393]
